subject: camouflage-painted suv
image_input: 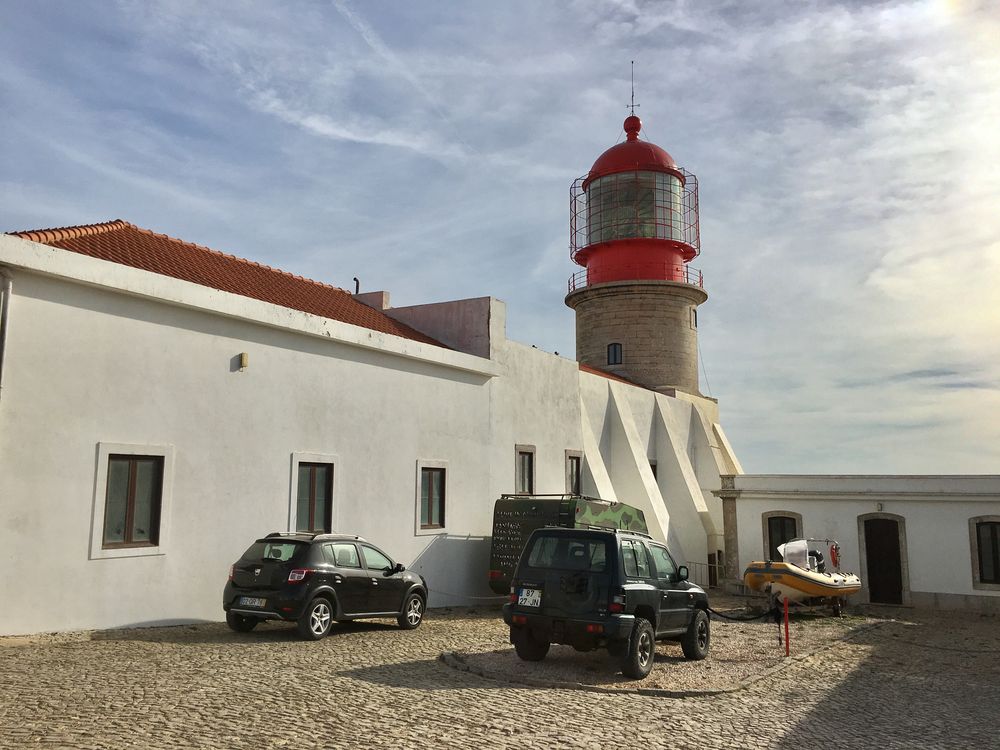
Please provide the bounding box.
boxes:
[502,527,710,679]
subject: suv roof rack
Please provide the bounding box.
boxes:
[539,524,653,538]
[498,493,619,504]
[312,533,366,542]
[262,531,367,542]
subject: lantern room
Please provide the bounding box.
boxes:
[569,115,702,291]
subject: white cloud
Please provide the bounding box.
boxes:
[2,0,998,473]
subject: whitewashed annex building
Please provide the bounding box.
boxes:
[0,116,741,636]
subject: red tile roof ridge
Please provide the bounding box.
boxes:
[122,222,352,296]
[10,219,129,245]
[579,362,646,388]
[10,219,352,297]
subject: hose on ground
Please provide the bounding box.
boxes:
[707,605,778,622]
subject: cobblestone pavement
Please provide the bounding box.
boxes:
[0,606,997,749]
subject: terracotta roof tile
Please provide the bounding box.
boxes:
[579,363,645,388]
[8,220,445,347]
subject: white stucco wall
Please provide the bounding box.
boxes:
[0,266,503,634]
[0,233,741,635]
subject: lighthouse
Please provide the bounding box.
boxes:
[566,115,707,395]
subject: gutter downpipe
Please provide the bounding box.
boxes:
[0,268,10,401]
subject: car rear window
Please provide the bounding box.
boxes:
[525,534,608,572]
[240,541,308,563]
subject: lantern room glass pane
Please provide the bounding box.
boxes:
[586,171,683,245]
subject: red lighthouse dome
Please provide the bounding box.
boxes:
[585,115,680,185]
[569,116,701,290]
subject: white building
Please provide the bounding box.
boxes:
[718,474,1000,613]
[0,215,738,636]
[0,116,746,636]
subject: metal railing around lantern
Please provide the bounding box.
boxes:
[569,167,700,263]
[567,264,704,293]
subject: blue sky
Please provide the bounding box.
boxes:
[2,0,999,474]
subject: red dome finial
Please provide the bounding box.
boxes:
[624,115,641,142]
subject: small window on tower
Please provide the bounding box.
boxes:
[691,309,698,329]
[607,343,622,366]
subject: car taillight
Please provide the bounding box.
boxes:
[228,565,234,581]
[288,569,313,583]
[509,586,517,604]
[488,570,503,580]
[609,591,625,614]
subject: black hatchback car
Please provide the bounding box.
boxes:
[503,527,710,678]
[223,532,428,640]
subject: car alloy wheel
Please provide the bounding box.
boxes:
[397,592,425,630]
[637,629,652,668]
[297,597,334,640]
[309,601,331,636]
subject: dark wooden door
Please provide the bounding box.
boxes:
[864,518,903,604]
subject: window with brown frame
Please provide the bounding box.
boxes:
[103,455,163,548]
[977,522,1000,584]
[566,454,582,495]
[516,448,535,494]
[420,467,446,529]
[296,462,333,533]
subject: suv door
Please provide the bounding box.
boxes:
[323,542,370,615]
[360,544,406,613]
[647,543,689,633]
[620,538,659,624]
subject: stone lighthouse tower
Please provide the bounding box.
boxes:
[565,115,706,394]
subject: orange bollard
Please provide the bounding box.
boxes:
[784,597,790,657]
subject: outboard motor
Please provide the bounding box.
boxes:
[808,549,826,574]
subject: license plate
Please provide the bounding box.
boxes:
[238,596,266,608]
[518,588,541,607]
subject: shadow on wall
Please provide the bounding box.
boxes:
[406,535,506,608]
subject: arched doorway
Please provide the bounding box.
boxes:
[858,513,909,605]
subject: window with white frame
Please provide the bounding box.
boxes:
[415,460,447,534]
[420,467,446,529]
[289,453,337,534]
[296,462,334,533]
[91,443,174,560]
[565,451,582,495]
[516,445,535,494]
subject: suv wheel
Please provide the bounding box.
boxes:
[297,597,334,640]
[226,611,259,633]
[397,592,425,630]
[681,609,710,660]
[511,628,550,661]
[622,617,655,679]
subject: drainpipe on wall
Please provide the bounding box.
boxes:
[0,268,11,401]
